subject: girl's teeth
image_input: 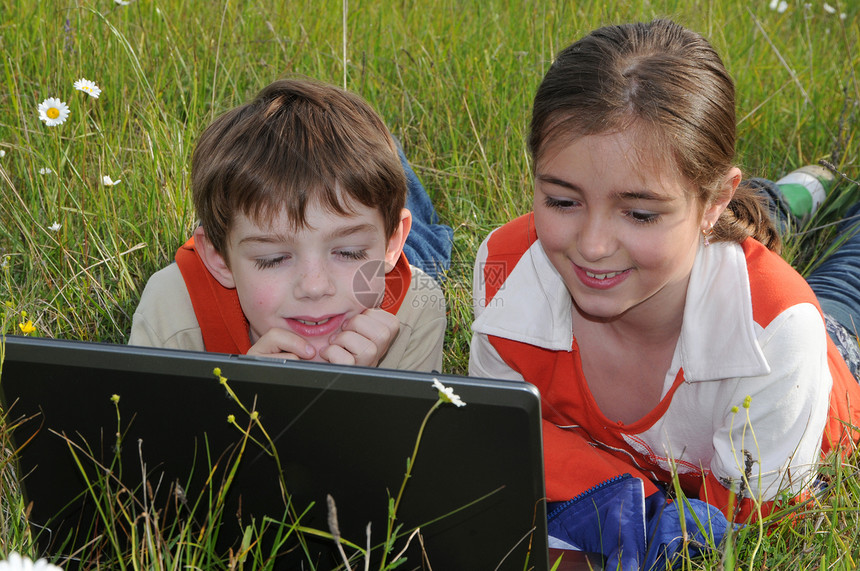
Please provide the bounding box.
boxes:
[585,270,621,280]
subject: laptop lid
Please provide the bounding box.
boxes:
[0,335,548,569]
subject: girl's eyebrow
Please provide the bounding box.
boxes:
[616,190,674,202]
[535,173,578,191]
[537,173,675,202]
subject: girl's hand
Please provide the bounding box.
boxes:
[247,328,317,360]
[320,308,400,367]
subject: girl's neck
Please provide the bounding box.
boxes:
[572,275,689,348]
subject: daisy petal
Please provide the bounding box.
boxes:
[73,78,102,99]
[0,552,63,571]
[37,97,70,127]
[431,378,466,407]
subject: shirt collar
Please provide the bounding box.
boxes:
[472,240,574,351]
[678,241,770,381]
[473,239,770,381]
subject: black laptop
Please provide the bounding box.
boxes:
[0,335,548,569]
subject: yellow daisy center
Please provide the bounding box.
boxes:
[46,107,60,119]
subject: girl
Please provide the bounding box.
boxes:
[469,19,860,570]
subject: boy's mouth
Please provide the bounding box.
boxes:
[287,313,346,338]
[295,317,332,326]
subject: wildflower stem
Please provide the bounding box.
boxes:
[743,407,765,571]
[379,398,442,569]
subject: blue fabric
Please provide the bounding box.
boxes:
[644,494,729,569]
[805,202,860,341]
[547,475,727,570]
[398,149,453,282]
[547,475,646,570]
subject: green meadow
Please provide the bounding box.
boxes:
[1,0,859,568]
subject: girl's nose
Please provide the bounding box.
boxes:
[576,215,616,262]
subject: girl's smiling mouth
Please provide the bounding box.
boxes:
[573,264,632,290]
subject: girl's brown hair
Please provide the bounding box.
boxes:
[528,19,780,252]
[192,78,407,258]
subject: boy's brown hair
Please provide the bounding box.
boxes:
[192,78,407,258]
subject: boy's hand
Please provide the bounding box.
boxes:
[320,308,399,367]
[247,329,317,360]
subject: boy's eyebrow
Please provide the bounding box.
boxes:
[236,223,379,246]
[536,173,674,202]
[325,223,379,240]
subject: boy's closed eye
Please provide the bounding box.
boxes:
[335,249,369,261]
[253,249,370,270]
[254,256,288,270]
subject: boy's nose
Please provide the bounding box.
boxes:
[294,262,336,300]
[576,215,616,262]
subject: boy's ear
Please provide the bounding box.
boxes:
[193,226,236,289]
[384,208,412,272]
[702,166,741,231]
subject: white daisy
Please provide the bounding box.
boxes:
[432,378,466,407]
[73,78,101,99]
[39,168,53,175]
[48,222,61,232]
[769,0,788,12]
[0,552,63,571]
[102,175,121,186]
[37,98,70,127]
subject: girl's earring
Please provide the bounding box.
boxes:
[702,225,713,247]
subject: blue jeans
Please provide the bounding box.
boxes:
[804,203,860,376]
[398,148,454,282]
[748,178,860,377]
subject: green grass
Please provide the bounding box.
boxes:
[1,0,859,568]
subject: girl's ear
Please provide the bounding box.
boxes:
[193,226,236,288]
[384,208,413,272]
[702,167,742,231]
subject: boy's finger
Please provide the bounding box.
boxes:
[341,309,399,346]
[248,328,315,359]
[319,343,357,366]
[327,330,378,366]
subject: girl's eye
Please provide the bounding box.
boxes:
[627,210,661,224]
[336,249,369,261]
[544,196,578,210]
[254,256,286,270]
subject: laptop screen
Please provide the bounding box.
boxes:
[0,335,547,569]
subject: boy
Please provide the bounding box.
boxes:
[129,78,446,372]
